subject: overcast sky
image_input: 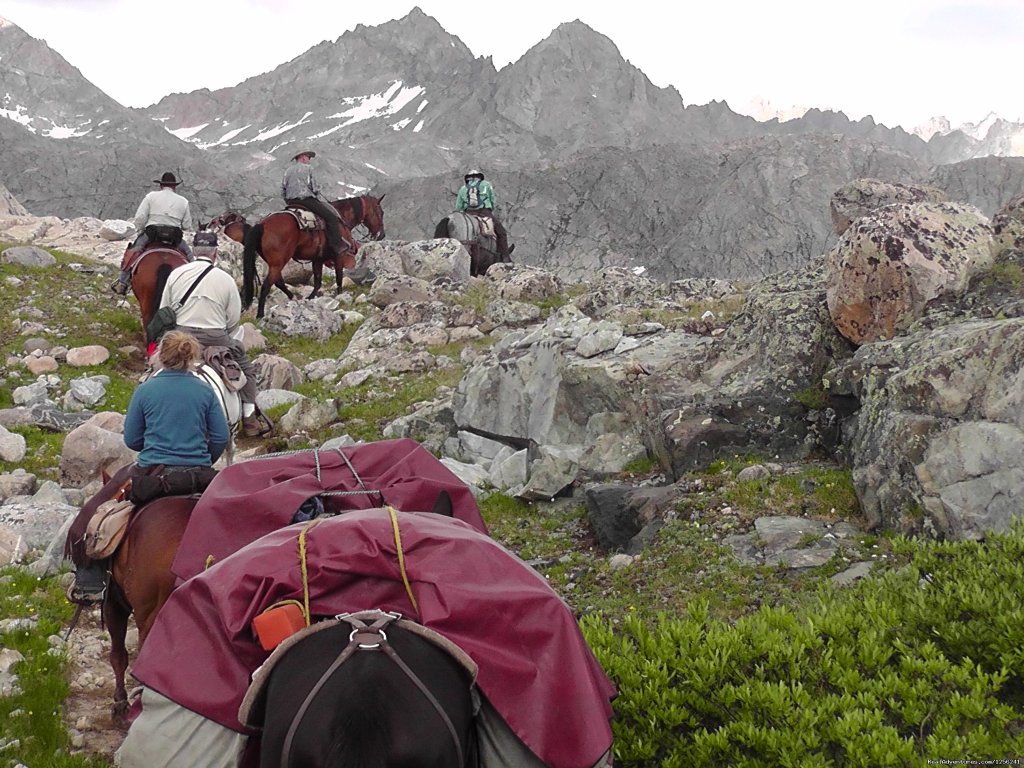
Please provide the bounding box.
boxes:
[2,0,1020,131]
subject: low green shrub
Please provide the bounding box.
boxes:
[582,527,1024,766]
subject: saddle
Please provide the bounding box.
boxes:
[468,211,496,239]
[283,205,323,231]
[119,239,189,273]
[202,346,246,392]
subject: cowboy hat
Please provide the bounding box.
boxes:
[292,150,317,161]
[153,171,182,186]
[465,169,484,180]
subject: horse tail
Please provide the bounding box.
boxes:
[241,223,262,309]
[154,263,174,303]
[433,217,450,239]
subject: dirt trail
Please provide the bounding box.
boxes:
[64,608,134,763]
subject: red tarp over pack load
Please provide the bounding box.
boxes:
[133,509,616,768]
[172,438,487,581]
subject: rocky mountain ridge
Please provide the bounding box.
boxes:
[4,9,1024,283]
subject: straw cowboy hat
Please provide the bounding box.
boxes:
[292,150,317,161]
[153,171,182,186]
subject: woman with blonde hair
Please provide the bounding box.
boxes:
[124,331,230,467]
[68,331,230,603]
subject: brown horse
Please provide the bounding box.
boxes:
[209,210,357,319]
[331,194,386,241]
[127,246,189,337]
[69,464,198,719]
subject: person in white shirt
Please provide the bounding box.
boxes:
[159,231,272,438]
[112,172,194,295]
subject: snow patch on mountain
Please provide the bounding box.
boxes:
[1,104,33,129]
[328,81,425,128]
[0,16,12,29]
[199,125,249,148]
[168,123,209,140]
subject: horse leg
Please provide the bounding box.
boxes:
[259,266,285,319]
[103,594,132,722]
[309,260,324,299]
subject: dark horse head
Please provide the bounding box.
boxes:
[331,194,386,241]
[252,613,476,768]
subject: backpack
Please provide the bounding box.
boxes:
[466,183,482,209]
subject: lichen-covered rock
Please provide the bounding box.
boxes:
[828,316,1024,537]
[990,192,1024,257]
[825,202,994,345]
[829,178,948,236]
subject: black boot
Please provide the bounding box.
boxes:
[69,561,108,604]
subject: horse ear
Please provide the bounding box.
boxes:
[198,221,208,231]
[377,194,385,203]
[101,467,111,484]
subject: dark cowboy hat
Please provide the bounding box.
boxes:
[292,150,316,161]
[153,171,182,186]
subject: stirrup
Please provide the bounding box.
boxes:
[110,279,129,296]
[67,581,105,606]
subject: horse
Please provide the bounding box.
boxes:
[67,463,198,720]
[208,210,357,320]
[331,194,386,241]
[253,612,476,768]
[127,246,189,335]
[433,212,514,277]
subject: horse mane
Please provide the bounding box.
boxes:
[323,708,391,768]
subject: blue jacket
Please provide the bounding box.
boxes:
[124,369,230,467]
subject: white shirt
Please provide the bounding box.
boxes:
[134,187,193,231]
[160,257,241,332]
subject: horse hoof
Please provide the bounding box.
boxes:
[111,699,129,724]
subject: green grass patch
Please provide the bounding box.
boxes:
[723,466,859,518]
[793,383,829,410]
[333,366,464,442]
[983,261,1024,290]
[0,569,108,767]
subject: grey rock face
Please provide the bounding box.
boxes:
[829,317,1024,536]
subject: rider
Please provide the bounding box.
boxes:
[455,169,509,256]
[161,231,271,438]
[281,150,349,261]
[111,171,194,295]
[66,330,229,604]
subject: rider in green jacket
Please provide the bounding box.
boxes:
[455,169,509,256]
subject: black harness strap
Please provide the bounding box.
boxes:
[280,612,464,768]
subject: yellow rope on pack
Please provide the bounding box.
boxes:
[296,519,320,626]
[387,505,419,615]
[204,555,215,570]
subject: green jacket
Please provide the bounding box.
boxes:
[456,179,495,211]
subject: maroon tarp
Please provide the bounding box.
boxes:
[172,438,487,581]
[134,509,615,768]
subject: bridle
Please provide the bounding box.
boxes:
[280,611,465,768]
[342,196,385,241]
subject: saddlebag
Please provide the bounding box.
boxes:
[84,498,135,559]
[145,224,183,245]
[129,467,219,505]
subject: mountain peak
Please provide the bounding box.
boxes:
[0,15,15,29]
